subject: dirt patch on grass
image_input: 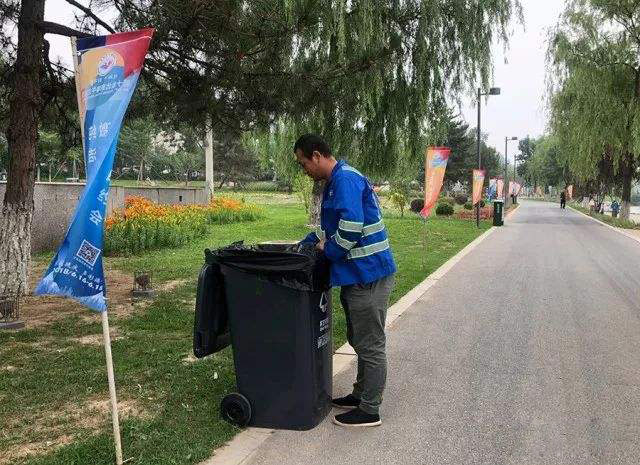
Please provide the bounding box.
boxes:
[3,435,74,465]
[1,397,150,465]
[69,326,123,345]
[158,279,188,292]
[20,261,137,329]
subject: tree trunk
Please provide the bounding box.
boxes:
[48,163,51,182]
[0,0,45,296]
[308,179,325,227]
[620,153,633,220]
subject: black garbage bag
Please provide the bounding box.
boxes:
[193,261,231,358]
[206,241,330,292]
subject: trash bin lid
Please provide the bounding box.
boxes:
[206,242,330,291]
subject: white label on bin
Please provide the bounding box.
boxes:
[317,333,329,349]
[319,292,328,313]
[320,318,329,332]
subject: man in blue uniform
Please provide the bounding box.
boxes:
[295,134,396,427]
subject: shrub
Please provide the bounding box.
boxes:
[455,194,468,205]
[440,196,455,205]
[479,199,486,207]
[464,202,473,210]
[293,173,313,213]
[435,203,454,216]
[410,198,424,213]
[389,191,408,217]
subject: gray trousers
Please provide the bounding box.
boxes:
[340,274,395,415]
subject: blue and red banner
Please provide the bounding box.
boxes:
[35,29,154,311]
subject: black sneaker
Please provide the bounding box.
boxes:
[333,408,381,427]
[332,394,360,410]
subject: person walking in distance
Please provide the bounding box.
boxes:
[295,134,396,427]
[560,189,566,209]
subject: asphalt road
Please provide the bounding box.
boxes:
[246,201,640,465]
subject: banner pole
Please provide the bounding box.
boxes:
[423,217,428,270]
[101,310,123,465]
[70,37,86,169]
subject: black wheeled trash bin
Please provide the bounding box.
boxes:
[193,242,333,431]
[493,200,504,226]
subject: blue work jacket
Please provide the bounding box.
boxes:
[301,160,396,286]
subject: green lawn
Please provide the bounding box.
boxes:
[1,201,490,465]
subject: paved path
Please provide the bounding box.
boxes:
[246,201,640,465]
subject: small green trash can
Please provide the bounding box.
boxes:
[493,200,504,226]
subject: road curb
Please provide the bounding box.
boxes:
[569,206,640,245]
[201,222,498,465]
[505,203,521,220]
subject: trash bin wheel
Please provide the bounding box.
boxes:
[221,393,252,427]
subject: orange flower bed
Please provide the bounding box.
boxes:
[104,196,261,255]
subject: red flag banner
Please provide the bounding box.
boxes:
[472,169,485,206]
[421,147,451,218]
[497,178,504,198]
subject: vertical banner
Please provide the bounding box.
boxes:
[497,178,504,198]
[421,146,450,218]
[472,169,485,206]
[488,178,497,199]
[35,29,154,311]
[567,185,573,199]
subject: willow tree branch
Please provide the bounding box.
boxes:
[37,21,94,38]
[64,0,116,34]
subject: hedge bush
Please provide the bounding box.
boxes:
[464,202,473,210]
[435,203,454,216]
[410,198,424,213]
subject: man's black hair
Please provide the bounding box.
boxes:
[293,134,332,159]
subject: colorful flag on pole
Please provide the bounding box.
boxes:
[472,169,485,206]
[420,147,450,218]
[35,29,154,311]
[567,185,573,199]
[497,178,504,198]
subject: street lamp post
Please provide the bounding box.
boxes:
[514,152,518,203]
[476,87,501,228]
[504,136,518,208]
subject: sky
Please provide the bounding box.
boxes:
[459,0,566,163]
[43,0,566,165]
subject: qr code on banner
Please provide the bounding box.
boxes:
[76,239,101,267]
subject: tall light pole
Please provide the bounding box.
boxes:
[476,86,501,227]
[504,136,518,207]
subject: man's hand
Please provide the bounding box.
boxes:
[316,240,325,251]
